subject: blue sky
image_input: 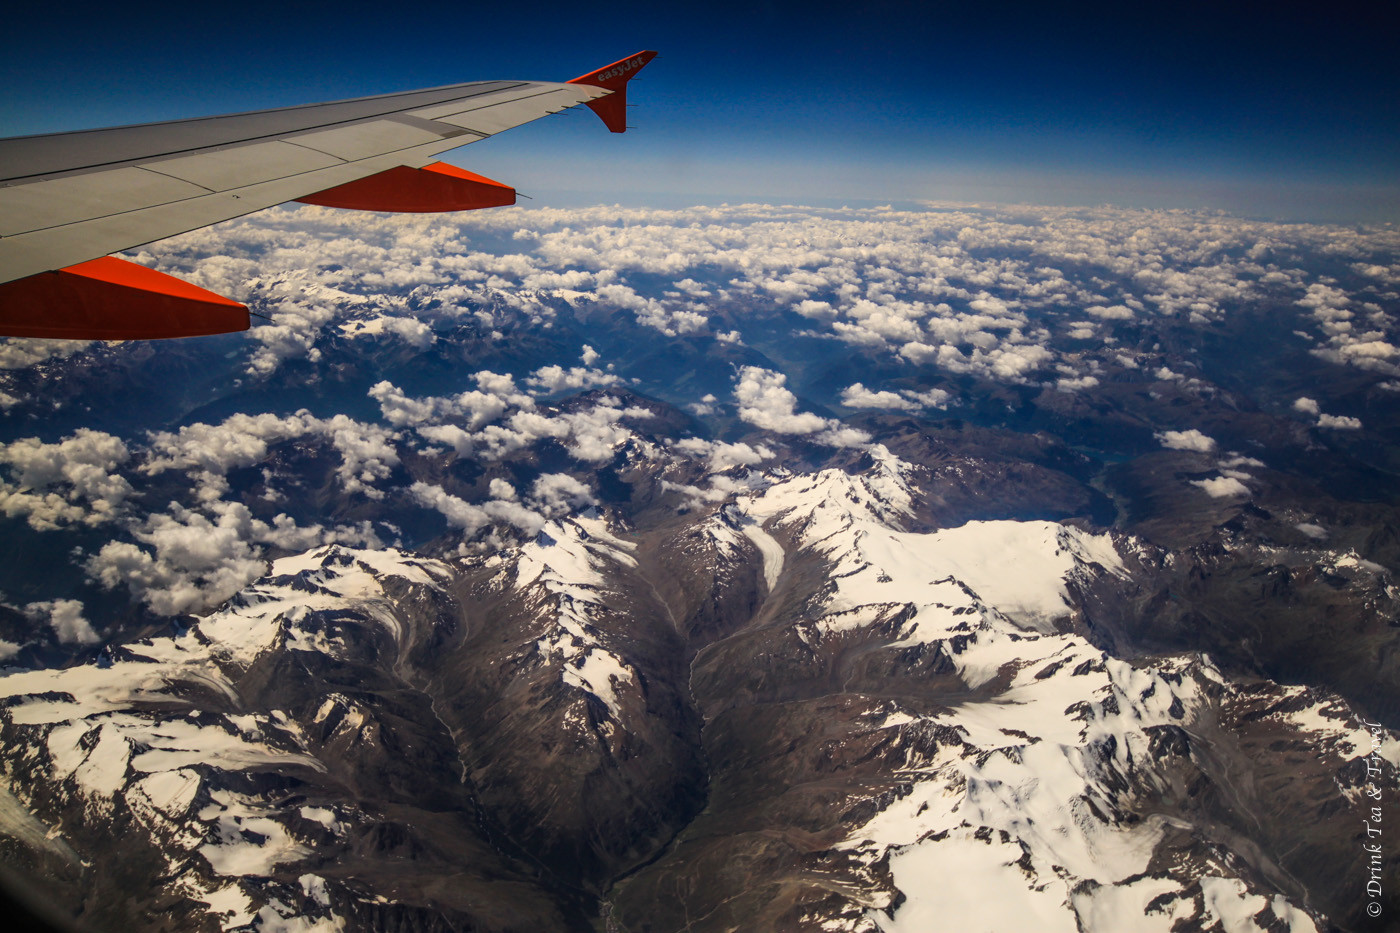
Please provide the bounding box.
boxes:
[4,0,1397,222]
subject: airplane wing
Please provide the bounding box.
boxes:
[0,51,657,340]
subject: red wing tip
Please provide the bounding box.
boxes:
[567,51,658,89]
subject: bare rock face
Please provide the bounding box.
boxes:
[423,514,706,892]
[0,438,1397,933]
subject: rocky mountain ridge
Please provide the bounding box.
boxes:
[1,444,1394,932]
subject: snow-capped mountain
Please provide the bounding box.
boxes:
[2,201,1398,931]
[2,443,1391,932]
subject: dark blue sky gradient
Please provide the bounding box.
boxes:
[4,1,1397,220]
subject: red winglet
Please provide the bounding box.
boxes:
[0,257,248,340]
[567,50,658,133]
[296,162,516,212]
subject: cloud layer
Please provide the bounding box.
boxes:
[0,199,1393,631]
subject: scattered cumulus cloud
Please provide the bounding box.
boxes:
[84,502,380,616]
[410,482,546,538]
[1086,304,1135,320]
[1156,429,1217,453]
[24,599,99,645]
[1291,396,1362,429]
[732,368,869,446]
[526,363,621,395]
[0,429,133,530]
[673,439,775,472]
[5,199,1397,626]
[81,200,1394,405]
[688,393,719,416]
[840,383,919,411]
[1192,476,1250,498]
[734,367,830,435]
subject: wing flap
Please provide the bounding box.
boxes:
[0,257,248,339]
[296,162,515,212]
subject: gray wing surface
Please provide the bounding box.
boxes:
[0,79,609,285]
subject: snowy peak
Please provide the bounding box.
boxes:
[0,543,462,933]
[746,457,1124,635]
[741,451,918,546]
[483,514,645,726]
[511,514,638,594]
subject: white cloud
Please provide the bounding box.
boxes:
[672,278,712,297]
[1218,455,1265,469]
[794,300,836,320]
[673,439,775,472]
[734,367,829,435]
[409,482,546,537]
[144,412,316,476]
[526,364,621,395]
[1191,476,1250,498]
[816,425,873,447]
[245,297,339,376]
[51,203,1393,587]
[841,383,920,411]
[555,404,653,462]
[0,429,134,530]
[367,382,439,427]
[732,368,870,447]
[369,372,534,430]
[134,201,1398,400]
[1292,397,1321,415]
[1318,413,1362,429]
[145,410,397,501]
[24,599,99,645]
[85,504,268,616]
[906,388,950,409]
[0,339,94,371]
[1055,375,1100,392]
[83,501,380,616]
[689,393,719,416]
[1085,304,1135,320]
[530,473,595,512]
[320,416,399,499]
[408,391,649,466]
[1156,429,1217,453]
